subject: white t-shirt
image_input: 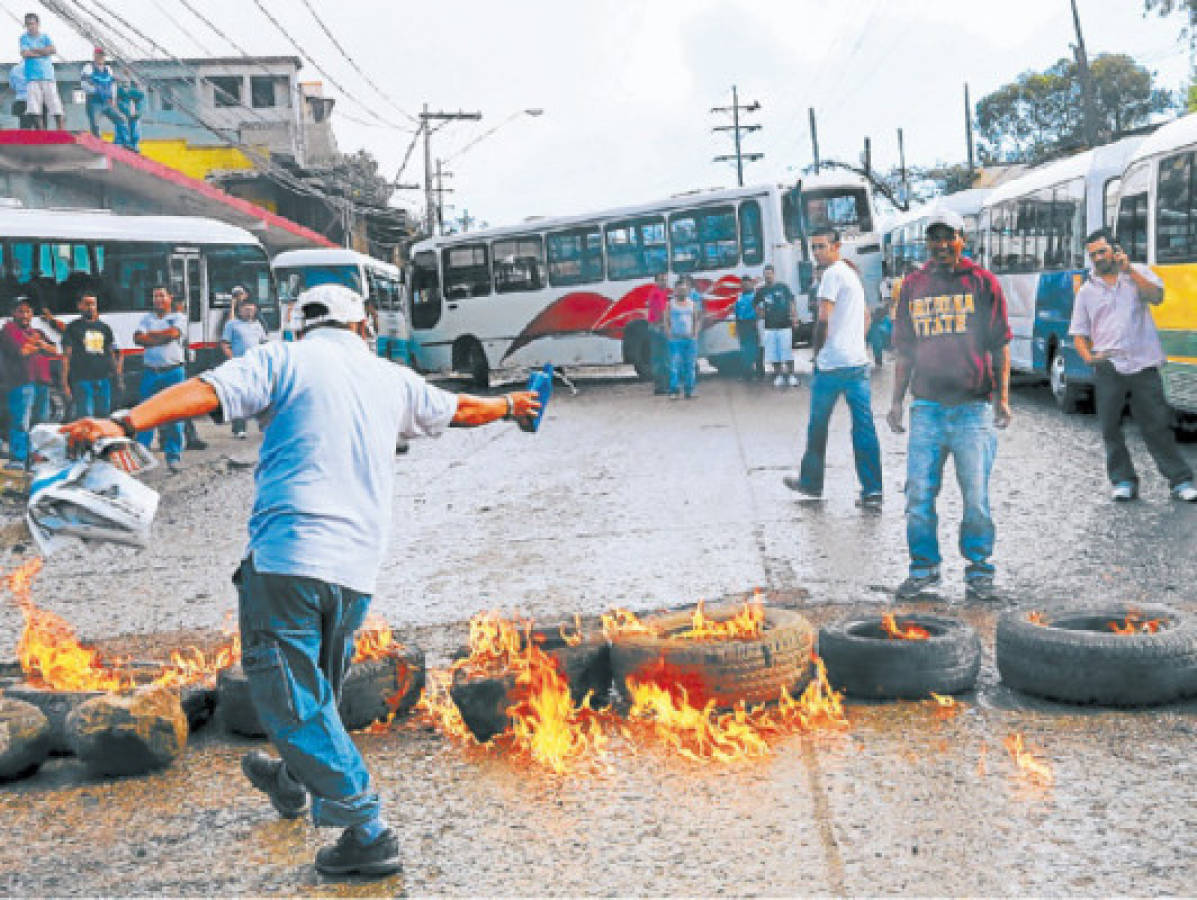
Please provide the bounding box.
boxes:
[815,259,870,371]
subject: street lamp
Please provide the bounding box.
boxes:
[445,108,546,163]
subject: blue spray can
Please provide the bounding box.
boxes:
[519,364,553,433]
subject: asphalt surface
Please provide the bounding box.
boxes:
[1,358,1194,896]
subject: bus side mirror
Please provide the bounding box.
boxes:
[798,260,814,293]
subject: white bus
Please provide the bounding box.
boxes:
[798,171,884,311]
[883,189,991,280]
[0,207,277,405]
[978,133,1146,411]
[271,248,409,363]
[1113,113,1197,416]
[405,182,841,385]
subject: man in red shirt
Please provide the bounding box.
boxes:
[1,297,56,469]
[644,271,670,394]
[887,210,1012,603]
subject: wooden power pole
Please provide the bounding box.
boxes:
[1069,0,1099,147]
[964,82,976,178]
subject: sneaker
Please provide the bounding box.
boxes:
[166,459,182,474]
[240,750,308,819]
[188,438,208,451]
[856,493,883,510]
[1111,482,1138,501]
[233,432,248,441]
[788,374,800,387]
[684,392,696,400]
[896,572,941,600]
[781,475,821,498]
[1171,481,1197,502]
[669,392,680,400]
[773,375,785,388]
[315,827,402,878]
[964,576,1000,603]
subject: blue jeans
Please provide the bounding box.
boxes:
[797,365,882,497]
[668,337,697,396]
[650,328,669,391]
[85,97,126,139]
[6,382,49,465]
[905,400,997,581]
[71,378,112,419]
[235,557,379,828]
[137,366,185,463]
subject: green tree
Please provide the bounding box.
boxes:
[975,53,1174,164]
[315,149,394,206]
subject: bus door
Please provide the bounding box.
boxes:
[168,249,208,369]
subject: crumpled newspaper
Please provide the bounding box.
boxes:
[25,424,160,556]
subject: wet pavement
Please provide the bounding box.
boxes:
[1,359,1195,896]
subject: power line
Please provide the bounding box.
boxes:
[146,0,216,58]
[295,0,417,126]
[711,85,762,187]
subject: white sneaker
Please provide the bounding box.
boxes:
[1171,481,1197,502]
[773,375,785,388]
[1111,482,1138,501]
[787,374,799,387]
[234,432,248,441]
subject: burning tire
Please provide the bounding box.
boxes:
[818,614,980,700]
[996,604,1197,706]
[219,647,425,738]
[608,605,815,709]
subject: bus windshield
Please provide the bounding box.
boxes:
[802,188,874,235]
[275,264,362,302]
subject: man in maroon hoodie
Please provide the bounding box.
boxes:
[887,210,1012,603]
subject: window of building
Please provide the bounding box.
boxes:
[209,76,242,108]
[546,226,604,286]
[492,235,546,293]
[739,200,763,265]
[250,76,277,109]
[442,244,491,298]
[668,206,738,273]
[1157,151,1197,264]
[604,216,667,281]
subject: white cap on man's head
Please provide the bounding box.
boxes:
[925,209,966,234]
[298,284,366,326]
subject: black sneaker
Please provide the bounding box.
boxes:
[188,438,209,451]
[240,750,308,819]
[782,475,821,498]
[895,572,941,600]
[856,493,883,510]
[315,827,402,878]
[964,576,1000,603]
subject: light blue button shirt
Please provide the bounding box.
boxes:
[19,33,54,82]
[221,318,267,358]
[201,328,459,594]
[136,312,187,369]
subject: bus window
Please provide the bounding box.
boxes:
[782,188,803,242]
[410,250,442,329]
[803,188,873,235]
[492,235,545,293]
[605,216,666,280]
[1117,193,1149,262]
[1157,151,1196,264]
[547,226,603,286]
[442,244,491,298]
[669,206,738,273]
[1056,178,1085,270]
[208,245,276,316]
[739,200,763,265]
[273,264,362,300]
[97,242,168,311]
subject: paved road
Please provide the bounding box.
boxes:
[1,362,1194,895]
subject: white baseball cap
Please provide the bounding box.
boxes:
[298,283,366,326]
[925,209,966,234]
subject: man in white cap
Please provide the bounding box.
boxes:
[887,209,1012,603]
[62,284,541,879]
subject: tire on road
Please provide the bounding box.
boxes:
[608,604,815,709]
[818,614,981,699]
[996,603,1197,706]
[623,323,653,381]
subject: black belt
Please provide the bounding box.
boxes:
[145,364,184,373]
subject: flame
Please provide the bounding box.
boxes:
[558,613,583,647]
[880,612,930,641]
[673,598,765,641]
[352,614,399,662]
[152,620,241,689]
[1003,732,1053,786]
[1027,611,1047,626]
[928,692,960,720]
[1106,615,1161,635]
[601,608,659,640]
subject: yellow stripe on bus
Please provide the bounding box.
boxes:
[1152,263,1197,335]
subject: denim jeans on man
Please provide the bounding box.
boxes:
[137,366,185,462]
[796,365,882,498]
[6,382,49,465]
[71,378,112,419]
[85,97,125,139]
[668,337,697,396]
[905,400,997,582]
[236,557,380,828]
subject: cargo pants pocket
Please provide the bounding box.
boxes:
[241,641,300,734]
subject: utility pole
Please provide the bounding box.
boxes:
[433,158,454,236]
[862,136,872,183]
[459,209,474,232]
[711,85,762,186]
[420,104,481,235]
[1069,0,1098,147]
[964,83,976,178]
[808,107,820,174]
[897,127,908,208]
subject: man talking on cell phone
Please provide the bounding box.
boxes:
[1069,229,1197,503]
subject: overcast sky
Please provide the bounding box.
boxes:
[12,0,1193,229]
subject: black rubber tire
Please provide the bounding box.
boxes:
[624,325,652,381]
[468,340,489,389]
[608,604,815,709]
[996,603,1197,706]
[218,646,426,738]
[818,614,981,700]
[1049,348,1087,414]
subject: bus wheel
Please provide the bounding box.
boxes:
[467,341,489,389]
[623,325,652,381]
[1049,349,1085,413]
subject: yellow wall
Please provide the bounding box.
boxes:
[131,139,279,212]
